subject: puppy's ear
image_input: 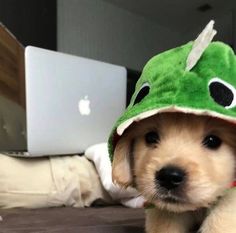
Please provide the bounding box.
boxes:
[112,134,133,188]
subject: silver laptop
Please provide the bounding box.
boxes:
[24,46,126,156]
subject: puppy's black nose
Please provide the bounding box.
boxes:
[155,166,186,190]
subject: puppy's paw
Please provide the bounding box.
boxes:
[200,190,236,233]
[200,216,236,233]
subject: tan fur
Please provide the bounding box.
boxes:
[112,113,236,233]
[112,134,133,187]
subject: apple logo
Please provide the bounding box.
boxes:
[78,95,91,115]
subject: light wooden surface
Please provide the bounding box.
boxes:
[0,24,25,108]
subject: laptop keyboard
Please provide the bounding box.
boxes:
[1,151,31,157]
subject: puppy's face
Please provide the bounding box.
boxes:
[112,113,236,212]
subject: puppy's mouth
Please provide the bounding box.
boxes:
[157,193,187,204]
[161,196,186,204]
[162,196,181,203]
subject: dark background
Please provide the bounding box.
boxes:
[0,0,57,50]
[0,0,139,105]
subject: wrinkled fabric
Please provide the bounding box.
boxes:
[0,155,110,208]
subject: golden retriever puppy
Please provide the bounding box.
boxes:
[112,112,236,233]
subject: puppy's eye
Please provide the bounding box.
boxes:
[202,135,222,150]
[145,131,160,144]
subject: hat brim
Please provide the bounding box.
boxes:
[117,105,236,136]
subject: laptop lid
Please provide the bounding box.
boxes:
[25,46,126,156]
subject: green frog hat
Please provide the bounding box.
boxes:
[109,20,236,158]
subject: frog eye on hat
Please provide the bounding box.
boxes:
[208,77,236,109]
[133,82,150,105]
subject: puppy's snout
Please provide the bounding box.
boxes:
[155,166,186,190]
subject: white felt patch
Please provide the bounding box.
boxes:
[186,20,217,71]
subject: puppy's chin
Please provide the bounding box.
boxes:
[152,199,198,212]
[145,184,227,213]
[151,197,215,212]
